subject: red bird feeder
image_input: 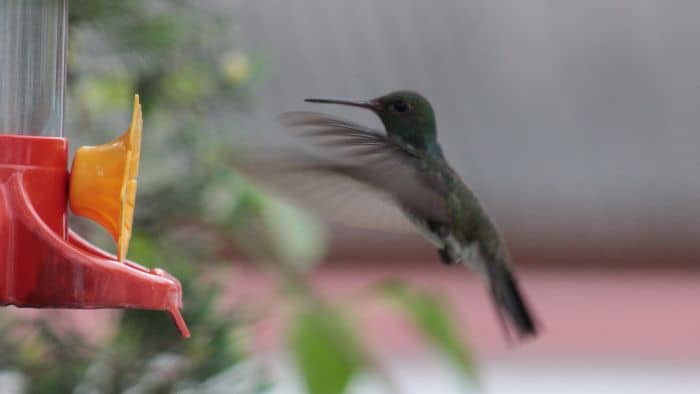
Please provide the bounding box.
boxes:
[0,0,189,337]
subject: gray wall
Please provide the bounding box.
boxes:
[222,1,700,260]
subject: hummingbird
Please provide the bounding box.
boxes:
[271,90,537,338]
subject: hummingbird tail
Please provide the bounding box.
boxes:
[489,267,537,339]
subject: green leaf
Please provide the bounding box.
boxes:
[378,281,479,383]
[288,307,363,394]
[202,168,327,270]
[257,195,327,270]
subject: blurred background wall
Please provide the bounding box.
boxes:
[223,0,700,268]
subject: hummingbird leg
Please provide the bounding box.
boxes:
[427,220,448,237]
[438,248,456,265]
[426,220,456,265]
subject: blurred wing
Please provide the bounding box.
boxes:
[237,156,418,232]
[242,112,448,231]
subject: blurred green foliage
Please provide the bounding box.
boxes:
[0,1,478,393]
[378,282,479,385]
[289,307,364,394]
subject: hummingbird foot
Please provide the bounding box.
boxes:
[438,248,457,265]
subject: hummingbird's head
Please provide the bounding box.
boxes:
[305,90,438,152]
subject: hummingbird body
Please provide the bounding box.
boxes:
[280,91,537,338]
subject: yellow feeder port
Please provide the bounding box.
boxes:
[69,95,143,261]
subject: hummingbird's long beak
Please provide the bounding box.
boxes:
[305,98,379,111]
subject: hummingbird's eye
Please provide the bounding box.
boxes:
[391,100,410,113]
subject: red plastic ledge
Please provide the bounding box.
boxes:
[0,134,189,338]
